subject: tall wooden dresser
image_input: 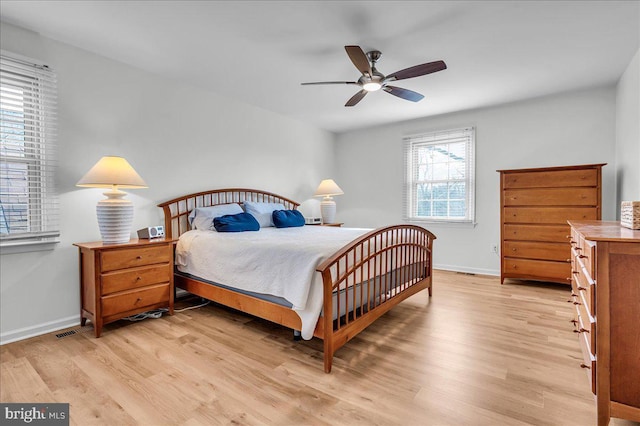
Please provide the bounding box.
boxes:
[568,221,640,426]
[498,163,605,284]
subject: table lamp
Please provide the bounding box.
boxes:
[314,179,344,224]
[76,156,147,244]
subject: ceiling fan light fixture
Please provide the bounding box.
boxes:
[362,81,382,92]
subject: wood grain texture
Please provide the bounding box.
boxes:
[1,270,636,425]
[499,164,604,285]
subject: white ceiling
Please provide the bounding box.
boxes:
[1,1,638,133]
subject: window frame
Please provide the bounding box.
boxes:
[403,127,476,225]
[1,51,59,252]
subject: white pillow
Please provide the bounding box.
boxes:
[188,203,244,230]
[243,201,286,228]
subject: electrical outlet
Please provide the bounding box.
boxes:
[491,244,499,254]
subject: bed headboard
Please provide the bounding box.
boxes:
[157,188,300,239]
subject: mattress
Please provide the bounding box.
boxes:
[175,226,371,339]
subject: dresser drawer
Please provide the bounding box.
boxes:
[503,224,570,243]
[504,207,597,224]
[502,168,599,189]
[100,245,172,272]
[503,258,571,282]
[102,265,172,295]
[503,188,598,206]
[583,239,596,278]
[101,283,170,317]
[572,286,596,356]
[504,241,569,261]
[577,327,596,395]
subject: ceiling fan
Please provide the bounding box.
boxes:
[301,45,447,107]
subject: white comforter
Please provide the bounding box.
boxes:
[175,226,369,339]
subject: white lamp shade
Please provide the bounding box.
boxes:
[77,156,147,244]
[314,179,344,197]
[76,156,147,188]
[314,179,343,224]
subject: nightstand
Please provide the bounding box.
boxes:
[74,238,176,337]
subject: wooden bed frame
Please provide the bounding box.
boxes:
[158,188,435,372]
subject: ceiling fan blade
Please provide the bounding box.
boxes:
[301,81,358,86]
[386,60,447,81]
[345,90,367,107]
[345,45,372,76]
[383,85,424,102]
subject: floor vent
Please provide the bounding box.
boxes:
[55,326,93,339]
[55,330,77,339]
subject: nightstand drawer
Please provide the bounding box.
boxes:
[102,265,172,295]
[101,245,172,272]
[101,283,170,317]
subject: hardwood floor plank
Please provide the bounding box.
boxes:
[2,270,633,425]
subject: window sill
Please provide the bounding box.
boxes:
[0,239,60,255]
[407,219,476,228]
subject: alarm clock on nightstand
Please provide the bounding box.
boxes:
[137,226,165,239]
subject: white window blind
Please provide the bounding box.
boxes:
[403,127,475,223]
[0,52,59,247]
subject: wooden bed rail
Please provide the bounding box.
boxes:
[316,225,435,372]
[158,188,436,373]
[157,188,299,238]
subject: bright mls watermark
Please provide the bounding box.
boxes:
[1,403,69,425]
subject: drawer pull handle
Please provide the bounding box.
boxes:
[577,286,586,291]
[135,297,142,304]
[136,276,142,281]
[136,255,142,260]
[579,255,587,259]
[574,247,582,251]
[569,240,577,245]
[572,271,579,275]
[580,363,591,370]
[569,319,578,325]
[573,301,581,305]
[579,328,589,333]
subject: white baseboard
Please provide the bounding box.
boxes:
[0,315,80,345]
[434,263,500,277]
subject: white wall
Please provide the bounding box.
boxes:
[615,48,640,212]
[335,87,617,275]
[0,23,335,343]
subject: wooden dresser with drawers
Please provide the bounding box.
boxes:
[498,163,605,284]
[568,220,640,426]
[74,238,175,337]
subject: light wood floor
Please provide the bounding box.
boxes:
[1,270,638,426]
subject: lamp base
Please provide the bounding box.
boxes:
[320,198,337,224]
[96,190,134,244]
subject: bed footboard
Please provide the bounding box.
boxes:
[316,225,436,373]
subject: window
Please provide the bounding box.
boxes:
[403,127,475,224]
[0,52,59,249]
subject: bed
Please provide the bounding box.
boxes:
[158,188,435,372]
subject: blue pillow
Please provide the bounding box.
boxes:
[213,212,260,232]
[272,210,305,228]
